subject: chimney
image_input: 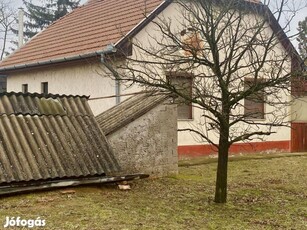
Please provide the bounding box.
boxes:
[18,8,24,48]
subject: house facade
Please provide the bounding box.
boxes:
[0,0,302,156]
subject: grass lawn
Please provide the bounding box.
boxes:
[0,153,306,230]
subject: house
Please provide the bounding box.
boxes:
[0,0,303,156]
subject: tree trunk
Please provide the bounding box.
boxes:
[214,87,231,203]
[214,135,230,203]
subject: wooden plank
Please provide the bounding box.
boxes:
[0,174,149,196]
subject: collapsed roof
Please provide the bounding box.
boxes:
[96,91,170,135]
[0,92,124,194]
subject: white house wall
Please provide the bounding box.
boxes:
[132,2,292,150]
[6,1,293,153]
[7,61,141,116]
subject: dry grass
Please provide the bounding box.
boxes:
[0,153,306,230]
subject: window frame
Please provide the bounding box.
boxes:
[244,79,265,120]
[167,72,193,120]
[22,84,28,93]
[41,82,48,95]
[0,76,7,93]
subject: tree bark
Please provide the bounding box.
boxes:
[214,96,230,203]
[214,133,230,203]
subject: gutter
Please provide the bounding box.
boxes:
[0,0,171,73]
[0,44,117,72]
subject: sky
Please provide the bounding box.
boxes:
[6,0,307,48]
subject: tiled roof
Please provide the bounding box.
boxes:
[0,92,120,184]
[0,0,300,71]
[96,91,171,135]
[0,0,165,69]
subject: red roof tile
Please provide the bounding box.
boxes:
[0,0,164,69]
[0,0,300,70]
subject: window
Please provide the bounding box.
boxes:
[41,82,48,95]
[22,84,28,93]
[244,79,265,119]
[0,76,7,93]
[168,74,193,119]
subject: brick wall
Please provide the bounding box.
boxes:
[107,100,178,177]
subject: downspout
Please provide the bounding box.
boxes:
[0,45,117,72]
[115,80,121,104]
[99,44,121,104]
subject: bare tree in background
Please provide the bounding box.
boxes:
[103,0,303,203]
[297,16,307,59]
[0,0,16,60]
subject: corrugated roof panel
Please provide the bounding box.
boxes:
[96,92,170,135]
[0,114,120,184]
[0,92,92,116]
[0,95,14,114]
[0,92,120,185]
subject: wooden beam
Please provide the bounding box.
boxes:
[0,174,149,196]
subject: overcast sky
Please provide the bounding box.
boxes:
[7,0,307,47]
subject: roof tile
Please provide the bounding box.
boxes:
[0,0,163,68]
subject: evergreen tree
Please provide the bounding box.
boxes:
[13,0,80,42]
[297,17,307,59]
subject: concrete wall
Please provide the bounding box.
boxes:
[107,100,178,177]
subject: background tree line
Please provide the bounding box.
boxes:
[0,0,80,60]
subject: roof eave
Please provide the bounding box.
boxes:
[0,0,172,73]
[115,0,172,49]
[1,0,302,73]
[0,45,117,73]
[262,4,302,64]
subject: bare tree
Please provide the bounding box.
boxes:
[0,0,16,60]
[297,16,307,59]
[102,0,303,203]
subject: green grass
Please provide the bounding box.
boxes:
[0,154,306,230]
